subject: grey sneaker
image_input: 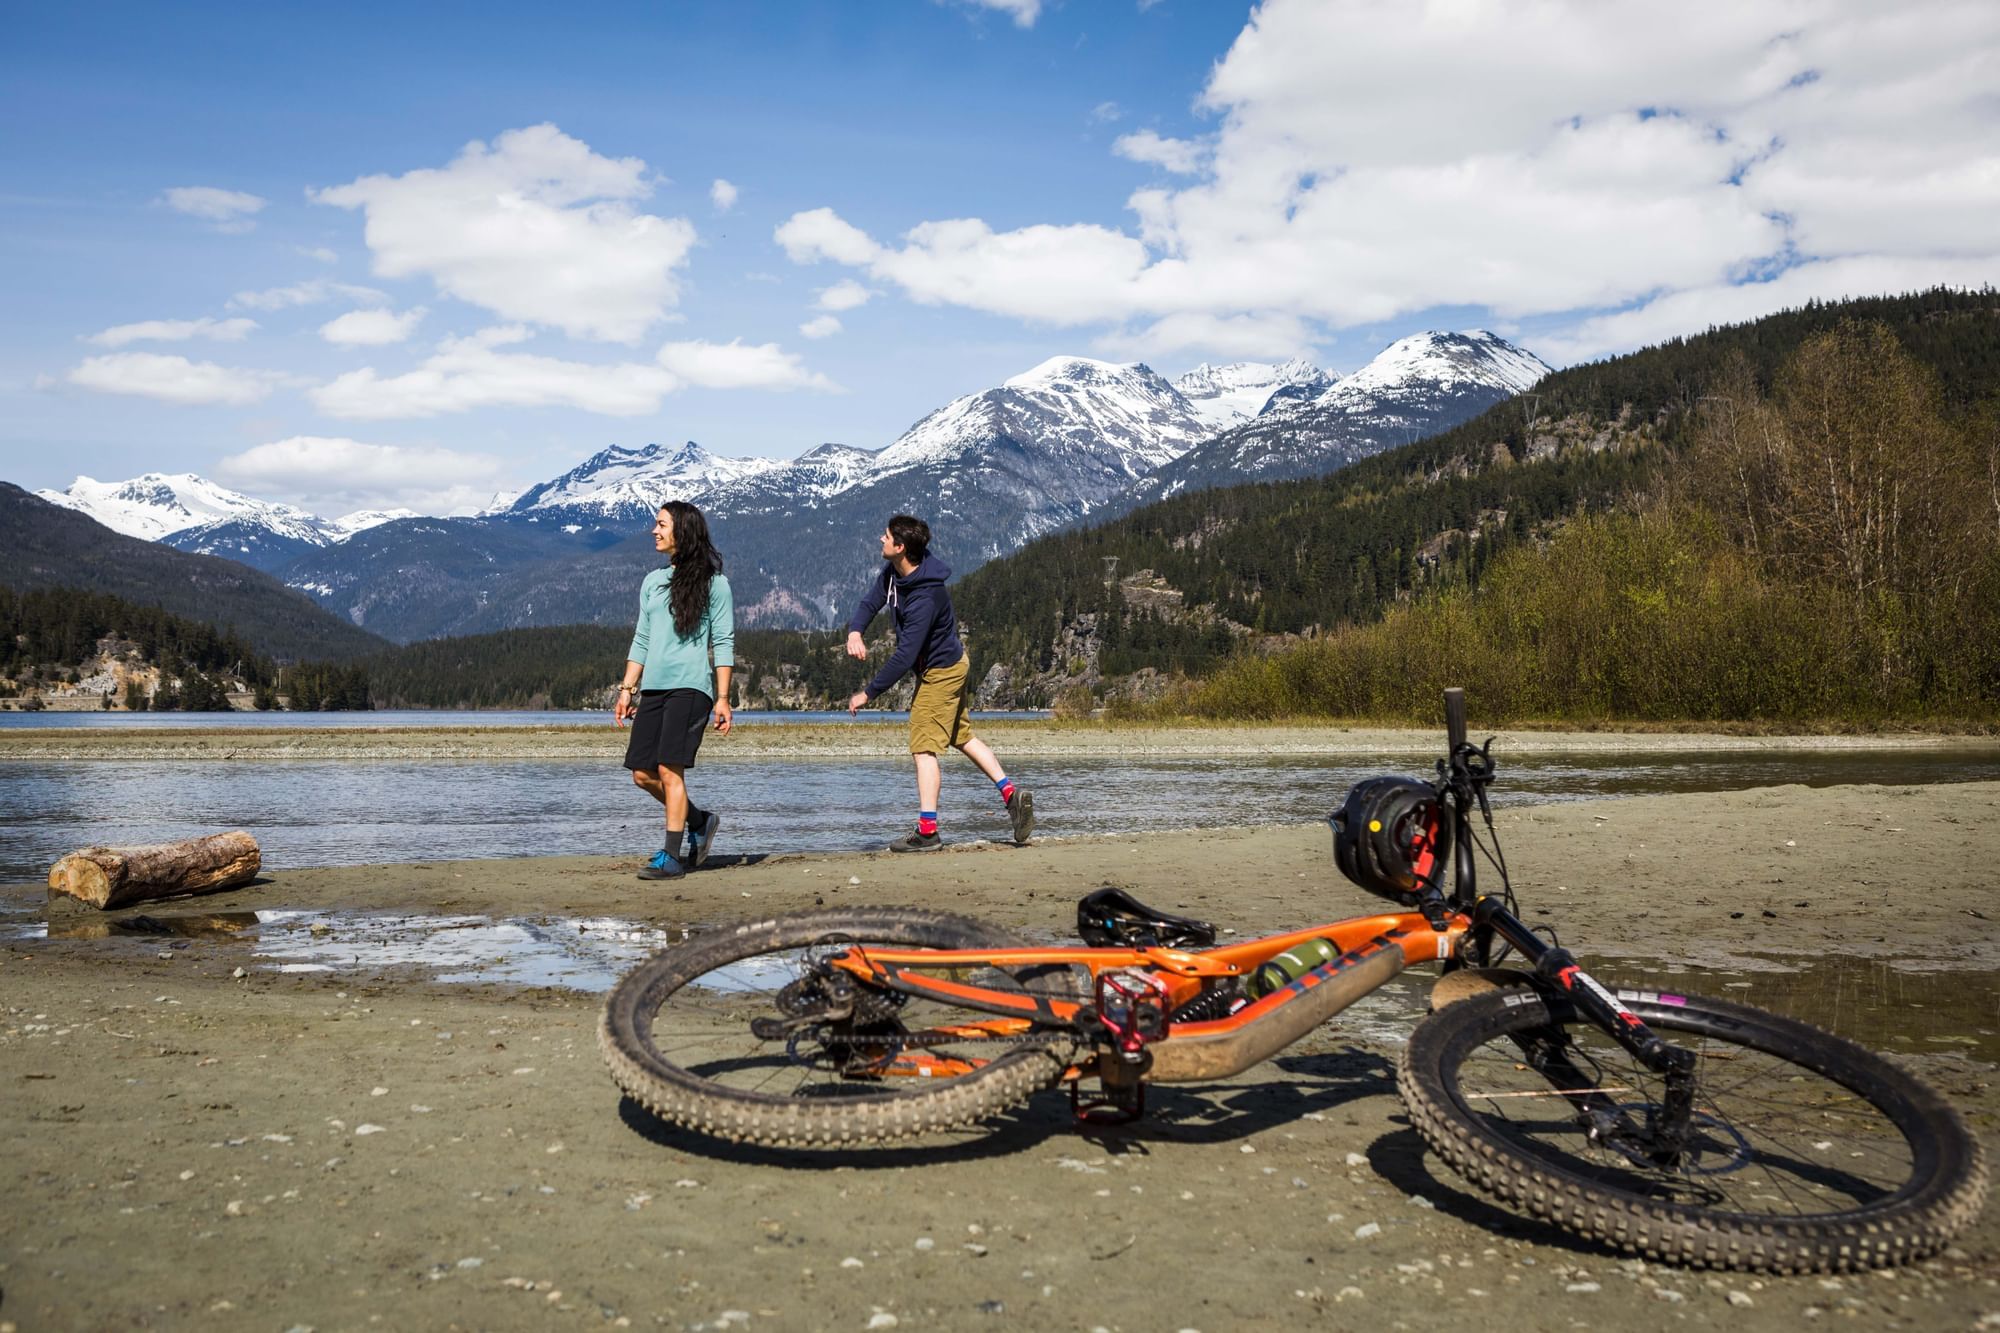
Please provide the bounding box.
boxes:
[1005,788,1035,845]
[686,811,722,868]
[637,847,685,880]
[888,830,942,853]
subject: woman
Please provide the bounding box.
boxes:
[614,500,734,879]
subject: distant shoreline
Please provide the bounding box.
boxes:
[2,719,1995,761]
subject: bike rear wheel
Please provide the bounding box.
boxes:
[1400,986,1986,1273]
[600,907,1077,1147]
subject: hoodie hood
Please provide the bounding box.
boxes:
[891,553,951,588]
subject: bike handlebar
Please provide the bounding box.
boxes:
[1444,687,1467,754]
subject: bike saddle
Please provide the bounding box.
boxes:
[1076,887,1218,950]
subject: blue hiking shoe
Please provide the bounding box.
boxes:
[637,847,685,880]
[686,811,722,868]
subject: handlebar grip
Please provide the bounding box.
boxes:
[1444,688,1467,751]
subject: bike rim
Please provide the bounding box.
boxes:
[1445,1004,1929,1220]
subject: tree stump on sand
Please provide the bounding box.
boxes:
[47,832,262,911]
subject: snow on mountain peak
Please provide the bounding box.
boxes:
[504,441,787,518]
[1002,355,1136,390]
[36,472,333,544]
[1331,331,1549,402]
[1174,358,1331,431]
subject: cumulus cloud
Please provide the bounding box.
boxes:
[656,339,838,390]
[86,317,257,348]
[311,327,834,419]
[799,315,843,339]
[311,328,680,419]
[1113,130,1207,175]
[815,279,874,312]
[66,353,289,405]
[230,279,389,311]
[950,0,1040,27]
[319,307,427,346]
[710,179,739,212]
[780,0,2000,362]
[215,436,506,514]
[159,186,266,231]
[313,124,698,343]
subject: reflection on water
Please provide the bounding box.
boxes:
[3,748,1995,885]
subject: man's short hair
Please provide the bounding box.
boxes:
[887,514,931,562]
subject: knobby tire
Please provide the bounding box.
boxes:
[600,907,1072,1147]
[1399,987,1987,1273]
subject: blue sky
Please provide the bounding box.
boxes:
[5,0,1996,517]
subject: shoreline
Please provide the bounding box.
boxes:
[5,718,1998,761]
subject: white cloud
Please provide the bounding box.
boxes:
[310,327,833,419]
[781,0,2000,362]
[1113,130,1207,175]
[710,179,739,212]
[311,328,679,419]
[815,279,874,312]
[656,339,838,390]
[159,186,266,231]
[297,245,339,264]
[799,315,843,339]
[313,124,698,343]
[230,279,389,311]
[1090,102,1125,124]
[66,353,288,405]
[319,307,427,346]
[216,436,506,515]
[86,317,258,348]
[952,0,1040,27]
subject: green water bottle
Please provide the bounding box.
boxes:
[1245,936,1338,1001]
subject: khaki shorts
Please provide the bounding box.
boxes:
[908,653,974,754]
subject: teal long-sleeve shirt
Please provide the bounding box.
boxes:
[627,567,734,696]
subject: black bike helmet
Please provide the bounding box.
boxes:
[1329,776,1448,908]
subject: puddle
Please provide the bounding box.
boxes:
[8,907,695,993]
[9,907,1995,1061]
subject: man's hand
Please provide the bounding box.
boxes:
[845,631,867,661]
[712,700,733,735]
[847,690,868,717]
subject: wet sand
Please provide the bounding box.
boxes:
[3,780,1997,1330]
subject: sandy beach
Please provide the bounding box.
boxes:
[3,778,1997,1330]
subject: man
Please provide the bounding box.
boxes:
[846,514,1034,852]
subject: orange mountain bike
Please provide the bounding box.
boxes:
[600,689,1986,1274]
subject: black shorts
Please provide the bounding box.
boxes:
[623,688,712,771]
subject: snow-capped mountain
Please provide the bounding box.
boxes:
[497,441,787,521]
[36,473,334,545]
[1173,358,1332,432]
[1118,330,1551,510]
[326,508,419,538]
[36,332,1547,639]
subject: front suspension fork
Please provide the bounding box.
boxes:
[1472,896,1699,1160]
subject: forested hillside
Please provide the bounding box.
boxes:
[951,288,2000,708]
[0,484,388,663]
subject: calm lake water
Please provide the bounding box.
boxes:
[3,745,1996,885]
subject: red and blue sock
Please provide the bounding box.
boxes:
[994,776,1015,804]
[918,811,938,835]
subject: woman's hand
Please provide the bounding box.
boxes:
[847,690,868,717]
[712,700,733,735]
[613,688,635,726]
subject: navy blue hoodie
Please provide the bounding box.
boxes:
[847,554,966,700]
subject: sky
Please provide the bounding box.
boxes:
[4,0,1996,519]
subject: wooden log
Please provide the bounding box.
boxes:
[47,831,262,911]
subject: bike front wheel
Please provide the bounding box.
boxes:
[600,907,1078,1148]
[1399,985,1987,1273]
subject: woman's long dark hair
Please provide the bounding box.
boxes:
[662,500,724,637]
